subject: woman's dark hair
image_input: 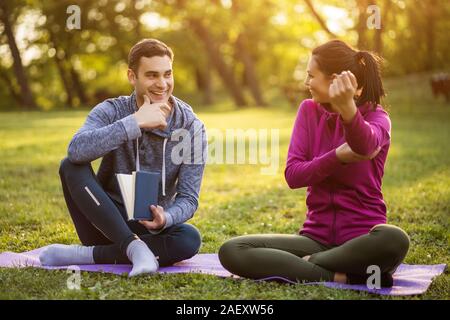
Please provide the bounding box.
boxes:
[312,40,385,108]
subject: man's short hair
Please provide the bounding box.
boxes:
[128,39,174,73]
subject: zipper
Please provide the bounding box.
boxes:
[330,119,339,246]
[330,183,337,245]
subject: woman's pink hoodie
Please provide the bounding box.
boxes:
[285,99,391,246]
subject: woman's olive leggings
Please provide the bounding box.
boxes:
[218,224,410,282]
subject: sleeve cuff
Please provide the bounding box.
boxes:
[120,114,142,141]
[163,211,174,229]
[146,211,174,235]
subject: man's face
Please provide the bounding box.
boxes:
[128,55,174,105]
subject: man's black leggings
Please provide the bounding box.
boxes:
[59,157,201,266]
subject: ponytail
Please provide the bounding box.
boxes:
[312,40,386,110]
[355,51,385,107]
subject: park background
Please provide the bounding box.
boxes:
[0,0,448,299]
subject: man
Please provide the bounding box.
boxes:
[39,39,207,277]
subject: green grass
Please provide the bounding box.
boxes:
[0,74,449,299]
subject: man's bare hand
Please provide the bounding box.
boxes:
[138,205,167,230]
[133,95,172,130]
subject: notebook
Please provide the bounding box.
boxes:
[115,138,160,220]
[116,171,160,220]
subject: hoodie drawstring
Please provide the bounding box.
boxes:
[136,137,167,196]
[136,138,140,171]
[162,138,167,196]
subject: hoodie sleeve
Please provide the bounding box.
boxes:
[163,120,207,228]
[67,101,142,164]
[285,101,341,189]
[340,107,391,156]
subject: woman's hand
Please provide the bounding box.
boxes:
[336,143,381,164]
[139,205,167,230]
[329,71,358,123]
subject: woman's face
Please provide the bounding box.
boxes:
[304,55,333,104]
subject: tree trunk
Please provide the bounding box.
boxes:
[195,65,213,105]
[49,31,74,108]
[425,0,437,70]
[189,18,247,107]
[235,34,266,106]
[230,0,266,106]
[0,68,22,105]
[374,0,392,55]
[105,11,129,62]
[356,0,369,49]
[54,54,74,108]
[0,1,37,109]
[69,66,88,105]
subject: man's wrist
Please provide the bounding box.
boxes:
[133,113,142,128]
[121,114,142,140]
[147,212,172,235]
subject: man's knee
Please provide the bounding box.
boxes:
[59,156,91,180]
[373,224,410,259]
[59,157,72,177]
[176,224,202,258]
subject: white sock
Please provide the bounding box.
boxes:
[126,239,159,277]
[39,244,94,266]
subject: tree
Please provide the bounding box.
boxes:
[0,0,37,109]
[373,0,392,55]
[48,28,74,108]
[304,0,338,38]
[231,0,268,106]
[39,1,92,107]
[355,0,370,49]
[188,17,247,106]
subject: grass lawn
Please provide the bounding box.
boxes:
[0,74,448,299]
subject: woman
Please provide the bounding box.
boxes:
[218,40,409,287]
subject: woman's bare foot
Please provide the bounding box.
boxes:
[334,272,347,284]
[302,255,346,283]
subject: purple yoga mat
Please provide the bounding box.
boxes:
[0,246,446,296]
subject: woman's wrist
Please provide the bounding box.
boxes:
[338,101,357,124]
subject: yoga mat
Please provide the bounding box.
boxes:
[0,246,446,296]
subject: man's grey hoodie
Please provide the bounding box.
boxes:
[67,92,207,232]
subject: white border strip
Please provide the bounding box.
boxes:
[84,186,100,206]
